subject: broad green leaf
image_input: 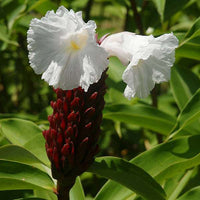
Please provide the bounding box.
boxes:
[23,134,50,167]
[0,118,41,146]
[177,186,200,200]
[170,66,200,110]
[0,145,45,170]
[0,113,38,121]
[103,104,176,135]
[152,0,166,22]
[88,157,166,200]
[0,160,54,191]
[132,135,200,180]
[0,118,50,167]
[70,177,85,200]
[96,135,200,200]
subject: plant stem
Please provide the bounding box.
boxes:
[84,0,94,22]
[57,180,70,200]
[130,0,144,35]
[151,85,163,143]
[151,86,158,107]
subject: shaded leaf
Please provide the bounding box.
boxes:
[170,66,200,110]
[177,186,200,200]
[152,0,166,22]
[176,41,200,61]
[178,88,200,129]
[184,17,200,40]
[104,104,176,135]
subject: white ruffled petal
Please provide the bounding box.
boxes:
[101,32,133,65]
[123,59,155,98]
[102,31,178,99]
[80,44,109,91]
[27,6,108,91]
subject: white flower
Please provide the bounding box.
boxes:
[101,32,178,99]
[27,6,108,91]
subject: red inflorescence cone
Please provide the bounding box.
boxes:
[42,70,107,200]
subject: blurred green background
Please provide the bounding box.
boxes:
[0,0,200,199]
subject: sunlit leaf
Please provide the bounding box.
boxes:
[96,135,200,200]
[0,160,54,191]
[89,157,166,200]
[0,118,50,167]
[70,177,85,200]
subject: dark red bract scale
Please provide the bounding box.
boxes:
[43,70,107,189]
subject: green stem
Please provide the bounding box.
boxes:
[168,169,194,200]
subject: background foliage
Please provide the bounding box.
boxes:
[0,0,200,199]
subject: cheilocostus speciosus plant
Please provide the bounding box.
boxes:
[27,5,178,200]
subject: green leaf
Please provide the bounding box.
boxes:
[164,0,188,21]
[167,169,194,200]
[88,157,166,200]
[7,3,26,30]
[23,134,50,167]
[0,118,41,146]
[108,57,124,83]
[96,135,200,200]
[176,41,200,61]
[103,104,176,135]
[177,186,200,200]
[95,180,133,200]
[184,17,200,40]
[0,24,18,46]
[170,66,200,110]
[16,198,46,200]
[70,177,85,200]
[178,88,200,128]
[133,135,200,181]
[152,0,166,22]
[0,118,50,167]
[0,160,54,191]
[170,89,200,138]
[0,145,45,169]
[34,189,57,200]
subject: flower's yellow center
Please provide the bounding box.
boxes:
[70,41,81,50]
[68,30,89,52]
